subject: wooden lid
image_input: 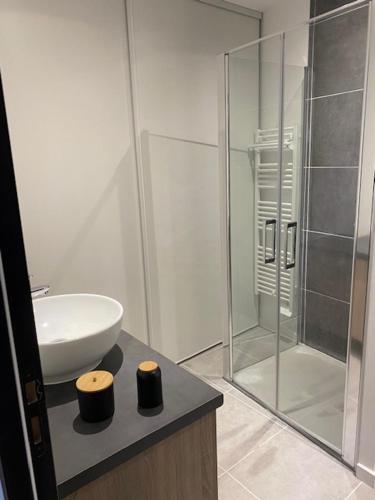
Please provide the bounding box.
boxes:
[76,370,113,393]
[138,361,158,373]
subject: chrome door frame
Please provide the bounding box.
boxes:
[346,0,375,469]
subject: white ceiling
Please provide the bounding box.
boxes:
[226,0,280,12]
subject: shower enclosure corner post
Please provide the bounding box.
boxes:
[347,0,375,472]
[219,51,233,383]
[275,31,286,412]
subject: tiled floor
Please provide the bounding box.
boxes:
[234,343,346,449]
[181,345,375,500]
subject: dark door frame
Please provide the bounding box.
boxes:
[0,74,58,499]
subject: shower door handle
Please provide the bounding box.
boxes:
[284,221,297,270]
[263,219,276,264]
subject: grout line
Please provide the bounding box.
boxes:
[226,426,286,474]
[303,229,354,240]
[218,467,226,479]
[304,288,351,305]
[227,472,261,499]
[308,88,363,101]
[304,166,359,169]
[344,482,362,499]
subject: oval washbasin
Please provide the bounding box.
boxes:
[33,294,123,385]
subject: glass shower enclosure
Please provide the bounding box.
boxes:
[223,1,372,466]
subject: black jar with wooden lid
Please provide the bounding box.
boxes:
[137,361,163,409]
[76,370,115,422]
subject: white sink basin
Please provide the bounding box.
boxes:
[33,294,123,385]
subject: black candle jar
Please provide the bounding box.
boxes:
[76,370,115,423]
[137,361,163,409]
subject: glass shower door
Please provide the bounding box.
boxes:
[227,0,370,464]
[228,34,283,409]
[277,24,318,434]
[278,4,370,455]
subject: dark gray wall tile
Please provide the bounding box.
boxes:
[312,7,368,97]
[303,0,364,362]
[306,232,354,302]
[304,290,349,360]
[310,0,315,18]
[308,167,358,237]
[314,0,356,16]
[310,91,363,167]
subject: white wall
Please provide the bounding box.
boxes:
[0,0,260,361]
[261,0,309,131]
[262,0,309,35]
[0,0,148,342]
[129,0,259,361]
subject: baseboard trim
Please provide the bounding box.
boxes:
[356,463,375,487]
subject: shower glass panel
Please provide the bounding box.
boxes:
[278,4,369,453]
[229,34,283,409]
[277,24,311,425]
[226,1,370,460]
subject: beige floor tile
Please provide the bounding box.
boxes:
[227,387,278,420]
[218,473,256,500]
[348,483,375,499]
[217,393,283,470]
[181,347,232,392]
[230,428,359,500]
[218,465,226,477]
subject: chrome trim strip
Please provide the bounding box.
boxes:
[343,0,374,467]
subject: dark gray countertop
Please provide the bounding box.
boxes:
[45,331,223,498]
